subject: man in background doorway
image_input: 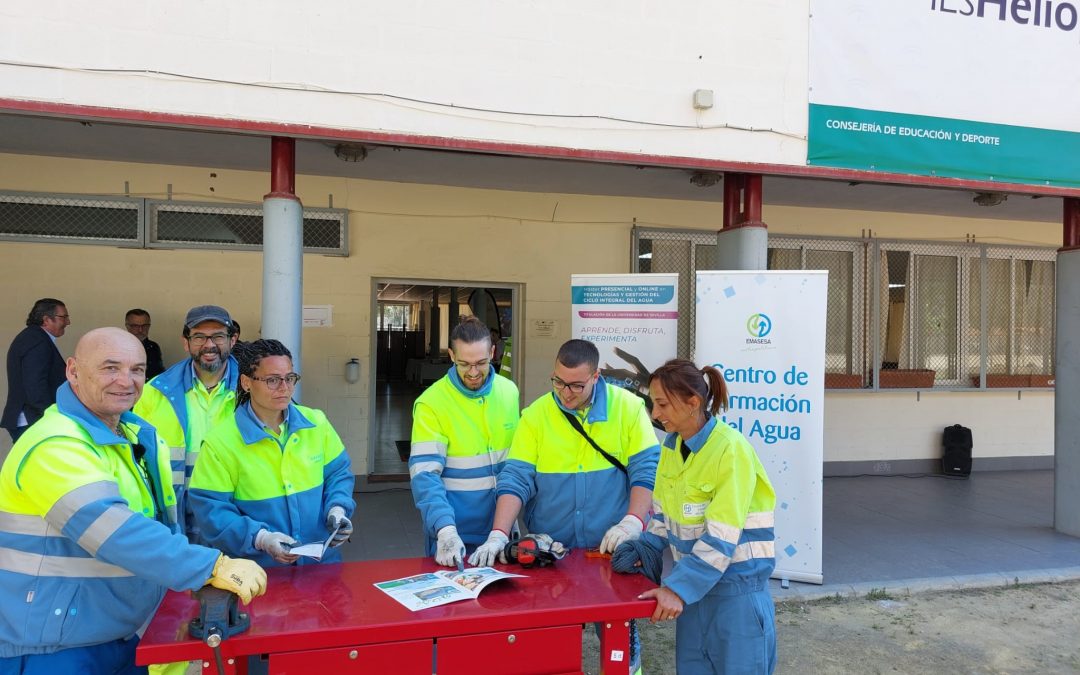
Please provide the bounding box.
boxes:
[2,298,69,443]
[134,305,238,540]
[125,308,165,380]
[410,316,520,568]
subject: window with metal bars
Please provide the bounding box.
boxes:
[632,228,1056,390]
[0,191,348,255]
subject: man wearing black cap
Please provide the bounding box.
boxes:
[134,305,238,541]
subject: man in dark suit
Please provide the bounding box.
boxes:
[2,298,69,442]
[124,308,165,380]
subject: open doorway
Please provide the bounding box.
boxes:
[368,279,520,479]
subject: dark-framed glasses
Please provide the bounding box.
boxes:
[188,333,229,346]
[551,377,590,394]
[250,373,301,389]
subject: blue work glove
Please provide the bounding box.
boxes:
[326,506,353,548]
[435,525,466,568]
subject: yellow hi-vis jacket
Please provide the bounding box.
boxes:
[410,367,519,551]
[641,415,776,605]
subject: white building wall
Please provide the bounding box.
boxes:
[0,1,808,165]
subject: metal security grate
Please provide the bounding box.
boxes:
[0,192,141,244]
[148,201,347,254]
[633,227,717,360]
[769,236,868,388]
[633,228,1057,390]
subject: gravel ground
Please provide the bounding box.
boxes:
[582,579,1080,674]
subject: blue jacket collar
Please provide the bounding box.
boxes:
[149,355,239,434]
[236,400,315,445]
[55,382,152,446]
[663,414,717,453]
[552,376,609,423]
[447,366,495,399]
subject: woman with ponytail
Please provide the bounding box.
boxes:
[188,339,355,567]
[616,358,777,673]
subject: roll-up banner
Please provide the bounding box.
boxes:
[571,273,679,404]
[695,271,827,584]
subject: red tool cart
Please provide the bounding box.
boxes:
[137,550,657,674]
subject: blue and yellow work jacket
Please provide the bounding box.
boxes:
[641,416,776,604]
[410,368,519,552]
[187,402,355,568]
[134,357,239,536]
[0,384,220,657]
[498,379,659,549]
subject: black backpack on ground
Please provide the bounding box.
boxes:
[942,424,973,477]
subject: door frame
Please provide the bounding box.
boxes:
[367,277,522,478]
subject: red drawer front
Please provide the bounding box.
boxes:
[268,639,433,674]
[437,624,583,675]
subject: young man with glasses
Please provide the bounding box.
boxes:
[134,305,239,541]
[409,315,520,569]
[2,298,69,443]
[469,338,659,674]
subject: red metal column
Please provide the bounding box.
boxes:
[721,172,766,229]
[267,136,297,199]
[1065,197,1080,250]
[598,620,631,675]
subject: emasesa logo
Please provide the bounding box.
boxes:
[745,313,773,344]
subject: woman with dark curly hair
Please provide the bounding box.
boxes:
[188,339,355,567]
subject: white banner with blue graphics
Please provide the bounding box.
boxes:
[695,270,827,584]
[571,273,679,403]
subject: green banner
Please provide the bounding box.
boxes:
[808,104,1080,188]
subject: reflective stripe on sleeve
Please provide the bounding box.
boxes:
[46,481,121,530]
[0,510,50,536]
[744,511,775,529]
[0,545,134,578]
[76,505,136,556]
[442,476,497,491]
[705,519,742,545]
[409,461,444,478]
[410,440,448,457]
[444,449,508,470]
[731,540,775,563]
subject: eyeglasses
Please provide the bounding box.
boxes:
[126,323,151,329]
[551,376,592,394]
[455,359,491,372]
[188,333,229,346]
[250,373,301,389]
[51,314,71,321]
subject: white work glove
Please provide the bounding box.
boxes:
[255,529,299,565]
[326,506,353,548]
[599,514,644,554]
[467,529,510,567]
[435,525,466,568]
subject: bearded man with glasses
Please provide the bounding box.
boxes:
[469,338,659,675]
[134,305,239,543]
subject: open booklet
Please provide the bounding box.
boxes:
[285,522,342,561]
[374,567,525,611]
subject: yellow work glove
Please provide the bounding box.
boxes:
[207,554,268,605]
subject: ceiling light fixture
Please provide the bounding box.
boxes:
[334,143,369,162]
[973,192,1007,207]
[689,171,722,188]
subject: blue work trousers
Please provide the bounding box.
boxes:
[675,580,776,674]
[0,637,145,675]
